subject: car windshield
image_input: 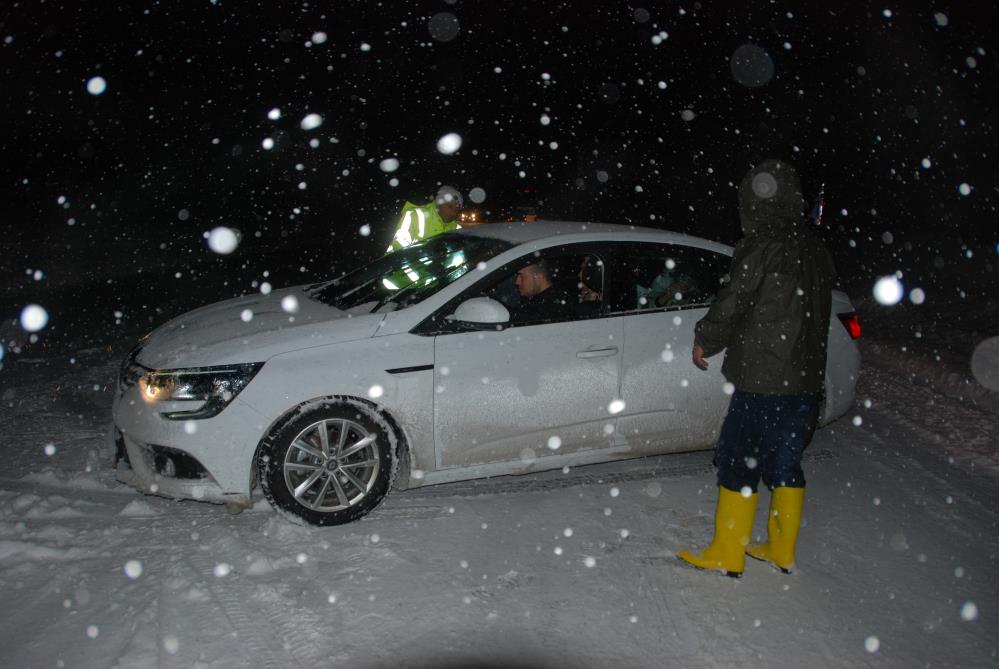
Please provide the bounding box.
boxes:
[310,234,512,313]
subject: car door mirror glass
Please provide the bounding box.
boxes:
[452,297,510,325]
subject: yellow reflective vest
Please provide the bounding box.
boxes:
[386,201,459,253]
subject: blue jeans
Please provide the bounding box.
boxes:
[714,390,819,493]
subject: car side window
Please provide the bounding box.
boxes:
[609,243,730,314]
[467,247,607,327]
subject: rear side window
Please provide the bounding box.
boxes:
[608,243,730,313]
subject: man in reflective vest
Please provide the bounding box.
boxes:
[386,185,463,253]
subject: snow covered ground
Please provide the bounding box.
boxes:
[1,293,997,668]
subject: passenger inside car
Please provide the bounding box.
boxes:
[577,255,603,303]
[513,260,576,324]
[479,252,605,325]
[638,259,697,308]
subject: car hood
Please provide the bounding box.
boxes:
[136,286,385,369]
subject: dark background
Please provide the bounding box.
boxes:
[1,1,996,354]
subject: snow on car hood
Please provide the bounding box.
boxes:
[136,286,385,369]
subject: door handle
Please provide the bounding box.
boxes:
[576,346,619,359]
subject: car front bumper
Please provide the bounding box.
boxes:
[112,380,269,506]
[113,425,253,507]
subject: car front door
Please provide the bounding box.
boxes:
[426,246,623,469]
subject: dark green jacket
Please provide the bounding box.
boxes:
[695,219,837,395]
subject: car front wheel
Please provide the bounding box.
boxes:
[257,399,397,526]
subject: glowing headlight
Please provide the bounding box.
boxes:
[138,362,263,420]
[138,374,176,402]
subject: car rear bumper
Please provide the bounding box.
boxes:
[822,344,861,425]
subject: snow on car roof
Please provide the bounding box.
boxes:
[455,220,732,253]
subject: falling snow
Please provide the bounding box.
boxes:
[85,76,106,95]
[436,132,462,155]
[2,3,996,667]
[19,304,48,332]
[299,113,323,131]
[873,276,904,305]
[206,226,239,254]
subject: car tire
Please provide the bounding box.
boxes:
[257,398,398,526]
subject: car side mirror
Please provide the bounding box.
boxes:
[449,297,510,325]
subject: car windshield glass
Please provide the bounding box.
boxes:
[310,234,512,313]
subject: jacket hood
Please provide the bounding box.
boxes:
[738,159,804,237]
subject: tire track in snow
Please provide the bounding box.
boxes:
[253,584,344,669]
[187,550,348,669]
[858,366,999,508]
[0,565,73,659]
[186,554,289,669]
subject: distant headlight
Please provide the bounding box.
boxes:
[138,362,263,420]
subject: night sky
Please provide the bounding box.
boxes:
[1,1,996,348]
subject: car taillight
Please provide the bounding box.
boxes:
[837,311,862,340]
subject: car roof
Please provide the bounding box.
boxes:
[455,220,733,254]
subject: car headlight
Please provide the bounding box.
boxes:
[138,362,263,420]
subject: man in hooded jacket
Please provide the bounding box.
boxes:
[677,159,837,577]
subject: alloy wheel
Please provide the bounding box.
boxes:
[282,418,380,512]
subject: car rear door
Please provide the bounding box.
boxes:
[609,241,733,453]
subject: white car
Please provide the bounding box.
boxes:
[112,222,861,525]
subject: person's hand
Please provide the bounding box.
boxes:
[692,343,709,370]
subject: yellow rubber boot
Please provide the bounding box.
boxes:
[678,487,758,578]
[746,486,805,573]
